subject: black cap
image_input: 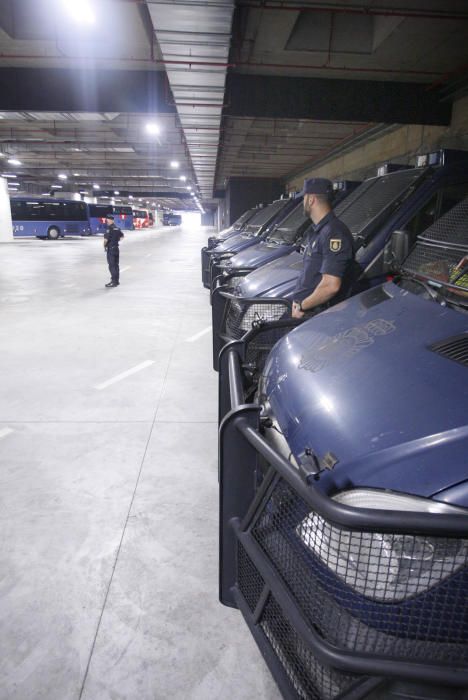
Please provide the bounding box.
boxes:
[298,177,333,197]
[106,213,115,220]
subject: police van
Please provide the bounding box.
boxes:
[219,196,468,700]
[211,150,468,370]
[203,196,297,289]
[211,182,359,289]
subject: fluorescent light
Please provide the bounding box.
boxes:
[114,190,120,195]
[93,184,100,189]
[51,185,63,189]
[186,186,191,190]
[170,161,179,169]
[73,173,80,176]
[128,195,134,199]
[79,190,88,194]
[0,153,5,157]
[179,175,187,182]
[3,173,17,178]
[8,159,21,166]
[73,148,81,152]
[58,173,67,180]
[62,0,95,25]
[145,123,160,135]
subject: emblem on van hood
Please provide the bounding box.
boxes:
[299,318,396,373]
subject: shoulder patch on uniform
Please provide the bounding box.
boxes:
[330,238,342,252]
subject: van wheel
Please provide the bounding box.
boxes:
[47,226,60,240]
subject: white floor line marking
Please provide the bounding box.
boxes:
[0,427,14,440]
[94,360,155,390]
[120,266,131,272]
[186,325,211,343]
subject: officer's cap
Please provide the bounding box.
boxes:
[106,213,115,220]
[299,177,333,197]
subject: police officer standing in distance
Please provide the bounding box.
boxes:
[292,178,354,319]
[103,214,124,288]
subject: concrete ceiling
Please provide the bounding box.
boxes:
[0,0,466,207]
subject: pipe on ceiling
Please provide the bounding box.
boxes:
[236,3,468,22]
[0,53,446,77]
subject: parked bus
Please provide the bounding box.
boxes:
[10,197,91,239]
[133,209,152,229]
[162,212,182,226]
[88,204,134,234]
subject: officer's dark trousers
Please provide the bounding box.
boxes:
[107,246,120,284]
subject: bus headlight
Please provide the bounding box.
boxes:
[297,489,468,601]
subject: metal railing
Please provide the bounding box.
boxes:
[219,346,468,699]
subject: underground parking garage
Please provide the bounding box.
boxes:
[0,1,468,699]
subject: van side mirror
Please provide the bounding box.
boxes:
[383,229,411,272]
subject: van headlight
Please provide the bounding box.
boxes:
[297,489,468,601]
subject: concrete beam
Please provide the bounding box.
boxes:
[0,68,175,114]
[225,74,452,126]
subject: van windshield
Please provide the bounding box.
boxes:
[336,168,423,240]
[233,208,255,230]
[244,199,287,234]
[267,202,308,244]
[401,196,468,298]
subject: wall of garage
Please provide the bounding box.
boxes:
[287,95,468,190]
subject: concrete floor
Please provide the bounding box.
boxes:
[0,225,281,700]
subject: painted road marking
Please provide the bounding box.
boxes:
[94,360,155,390]
[0,427,14,440]
[186,326,211,343]
[120,266,131,272]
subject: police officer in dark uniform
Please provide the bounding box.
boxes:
[292,177,354,319]
[103,214,124,288]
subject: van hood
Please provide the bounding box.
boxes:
[230,241,293,270]
[238,250,302,299]
[261,282,468,504]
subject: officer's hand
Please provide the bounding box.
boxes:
[292,303,304,319]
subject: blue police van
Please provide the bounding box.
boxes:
[206,206,261,249]
[211,150,468,369]
[219,196,468,700]
[212,182,359,286]
[201,206,262,286]
[204,196,297,289]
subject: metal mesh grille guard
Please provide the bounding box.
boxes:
[212,287,292,371]
[219,349,468,700]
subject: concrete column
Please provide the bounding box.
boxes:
[0,177,14,242]
[226,177,284,225]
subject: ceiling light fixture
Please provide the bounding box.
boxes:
[129,195,134,199]
[179,175,186,182]
[145,123,160,135]
[114,190,120,195]
[62,0,95,25]
[8,159,22,166]
[73,173,80,177]
[51,185,63,189]
[93,184,100,189]
[58,173,67,180]
[170,161,179,169]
